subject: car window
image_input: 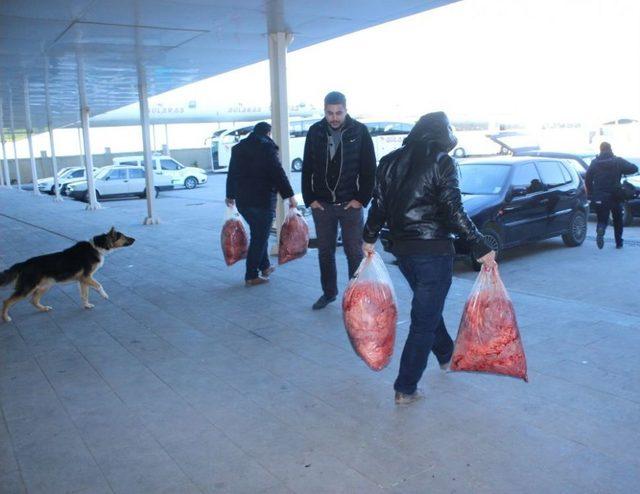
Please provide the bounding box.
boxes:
[564,159,586,175]
[160,159,181,170]
[117,161,139,167]
[71,170,84,178]
[536,161,570,188]
[511,162,544,194]
[128,168,145,179]
[107,169,128,180]
[458,164,511,195]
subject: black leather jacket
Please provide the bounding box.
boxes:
[364,112,490,258]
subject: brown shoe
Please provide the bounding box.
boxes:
[261,266,276,277]
[245,277,269,287]
[394,389,424,405]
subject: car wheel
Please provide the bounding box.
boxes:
[622,204,634,226]
[562,211,587,247]
[82,191,90,203]
[471,227,502,271]
[184,176,197,189]
[291,158,303,172]
[50,185,56,194]
[453,147,466,158]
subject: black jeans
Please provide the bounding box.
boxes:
[594,198,623,245]
[394,254,455,395]
[311,202,364,298]
[237,206,274,280]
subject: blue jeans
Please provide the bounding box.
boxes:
[394,254,455,395]
[237,206,274,280]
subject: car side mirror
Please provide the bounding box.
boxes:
[104,176,110,180]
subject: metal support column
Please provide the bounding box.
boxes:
[24,77,41,195]
[76,54,100,210]
[268,31,294,252]
[137,61,159,225]
[8,89,22,190]
[45,60,62,201]
[0,98,10,187]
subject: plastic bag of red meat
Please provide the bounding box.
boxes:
[450,264,528,381]
[221,205,248,266]
[342,252,397,371]
[278,206,309,265]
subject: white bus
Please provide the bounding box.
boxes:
[209,119,413,173]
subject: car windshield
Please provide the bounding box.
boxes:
[59,168,77,178]
[459,164,511,195]
[94,168,112,179]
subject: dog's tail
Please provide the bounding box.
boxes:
[0,263,23,287]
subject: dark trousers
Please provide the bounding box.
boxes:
[237,206,274,280]
[594,199,623,245]
[311,203,364,298]
[394,254,455,395]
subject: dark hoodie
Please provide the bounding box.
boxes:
[363,112,490,258]
[585,151,638,202]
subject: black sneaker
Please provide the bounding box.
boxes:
[616,240,623,249]
[596,229,604,250]
[312,294,336,310]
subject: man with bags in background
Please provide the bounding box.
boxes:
[302,91,377,310]
[226,122,297,286]
[586,141,638,249]
[363,111,496,405]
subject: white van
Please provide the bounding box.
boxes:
[113,155,208,189]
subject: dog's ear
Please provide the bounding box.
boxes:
[108,226,116,237]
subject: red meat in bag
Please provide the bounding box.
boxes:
[342,253,397,371]
[450,265,528,381]
[221,206,248,266]
[278,207,309,265]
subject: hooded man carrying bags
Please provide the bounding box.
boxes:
[363,112,496,405]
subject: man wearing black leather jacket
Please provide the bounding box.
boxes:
[585,142,638,249]
[302,91,377,310]
[363,111,496,405]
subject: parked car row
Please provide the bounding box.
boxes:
[36,155,208,202]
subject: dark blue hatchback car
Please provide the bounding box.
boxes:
[381,156,589,270]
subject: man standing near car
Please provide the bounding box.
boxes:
[226,122,297,286]
[586,142,638,249]
[362,111,496,405]
[302,91,377,310]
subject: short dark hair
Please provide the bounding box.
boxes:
[253,121,271,136]
[600,141,612,154]
[324,91,347,107]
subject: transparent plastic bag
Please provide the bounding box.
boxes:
[278,206,309,265]
[221,205,248,266]
[342,252,397,371]
[450,264,528,381]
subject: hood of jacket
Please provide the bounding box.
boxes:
[404,111,458,152]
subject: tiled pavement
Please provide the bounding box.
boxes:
[0,183,639,494]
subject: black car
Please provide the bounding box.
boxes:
[380,156,589,270]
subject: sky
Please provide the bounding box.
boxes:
[6,0,640,158]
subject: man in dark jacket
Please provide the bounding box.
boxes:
[363,111,496,405]
[586,142,638,249]
[226,122,297,286]
[302,91,376,310]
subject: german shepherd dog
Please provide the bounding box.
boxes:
[1,227,135,322]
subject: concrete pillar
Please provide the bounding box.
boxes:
[137,61,159,225]
[24,76,41,195]
[0,98,10,187]
[268,31,294,252]
[8,88,21,190]
[164,123,169,153]
[45,59,62,201]
[76,54,100,210]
